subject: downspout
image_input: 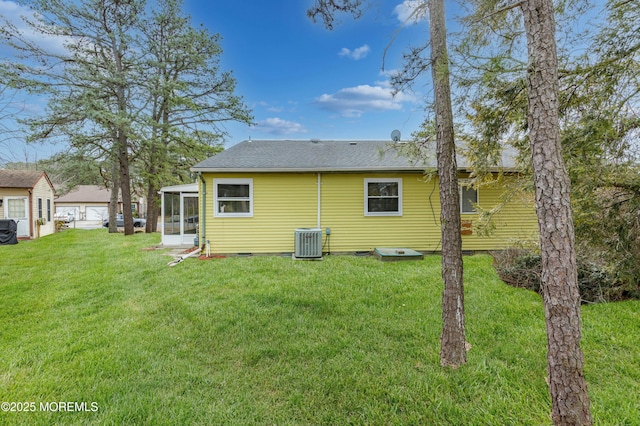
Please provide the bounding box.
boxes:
[198,172,206,249]
[29,189,33,239]
[168,246,202,267]
[317,173,321,229]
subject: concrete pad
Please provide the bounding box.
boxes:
[373,247,424,261]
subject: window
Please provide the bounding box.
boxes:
[47,199,51,221]
[38,198,43,219]
[460,181,478,214]
[163,192,180,235]
[214,178,253,217]
[7,198,26,217]
[365,178,402,216]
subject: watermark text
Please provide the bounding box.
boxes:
[1,401,99,413]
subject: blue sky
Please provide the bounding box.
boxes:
[0,0,437,164]
[181,0,434,145]
[0,0,610,164]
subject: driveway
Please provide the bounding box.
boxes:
[67,220,103,230]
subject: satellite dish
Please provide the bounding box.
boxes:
[391,129,401,142]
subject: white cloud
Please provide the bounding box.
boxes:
[379,68,400,79]
[393,0,428,26]
[0,0,71,55]
[338,44,370,60]
[315,84,415,118]
[253,118,307,135]
[0,0,19,12]
[255,100,296,114]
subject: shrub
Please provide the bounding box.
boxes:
[54,219,67,232]
[492,247,638,303]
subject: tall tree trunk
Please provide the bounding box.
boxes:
[429,0,466,368]
[105,11,135,237]
[117,130,135,236]
[144,120,159,234]
[145,172,160,233]
[145,93,163,234]
[520,0,592,423]
[108,155,120,234]
[145,85,170,234]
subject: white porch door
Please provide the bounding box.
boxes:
[5,197,29,238]
[181,194,199,245]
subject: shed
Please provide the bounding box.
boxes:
[0,170,56,239]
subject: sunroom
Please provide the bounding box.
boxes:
[159,183,199,246]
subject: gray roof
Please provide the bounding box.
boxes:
[191,139,517,173]
[55,185,111,203]
[55,185,142,202]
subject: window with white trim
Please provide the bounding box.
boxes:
[365,178,402,216]
[214,178,253,217]
[460,181,478,214]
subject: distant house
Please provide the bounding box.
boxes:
[0,170,56,239]
[55,185,145,221]
[55,185,111,221]
[190,140,538,255]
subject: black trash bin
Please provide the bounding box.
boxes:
[0,219,18,245]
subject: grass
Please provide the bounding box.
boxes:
[0,229,638,425]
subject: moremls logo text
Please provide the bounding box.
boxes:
[40,401,99,412]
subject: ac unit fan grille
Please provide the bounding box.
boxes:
[294,228,323,258]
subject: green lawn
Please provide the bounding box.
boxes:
[0,230,638,425]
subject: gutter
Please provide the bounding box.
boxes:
[190,167,425,173]
[189,167,520,174]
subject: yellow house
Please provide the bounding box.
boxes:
[191,140,538,255]
[0,170,56,239]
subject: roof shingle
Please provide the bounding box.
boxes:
[55,185,112,203]
[0,170,47,188]
[191,139,517,172]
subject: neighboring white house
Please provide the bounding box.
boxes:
[55,185,111,221]
[159,183,199,246]
[0,170,56,239]
[55,185,145,221]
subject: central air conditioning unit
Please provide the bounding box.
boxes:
[294,228,323,259]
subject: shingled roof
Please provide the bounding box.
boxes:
[0,170,50,189]
[191,140,517,173]
[55,185,112,203]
